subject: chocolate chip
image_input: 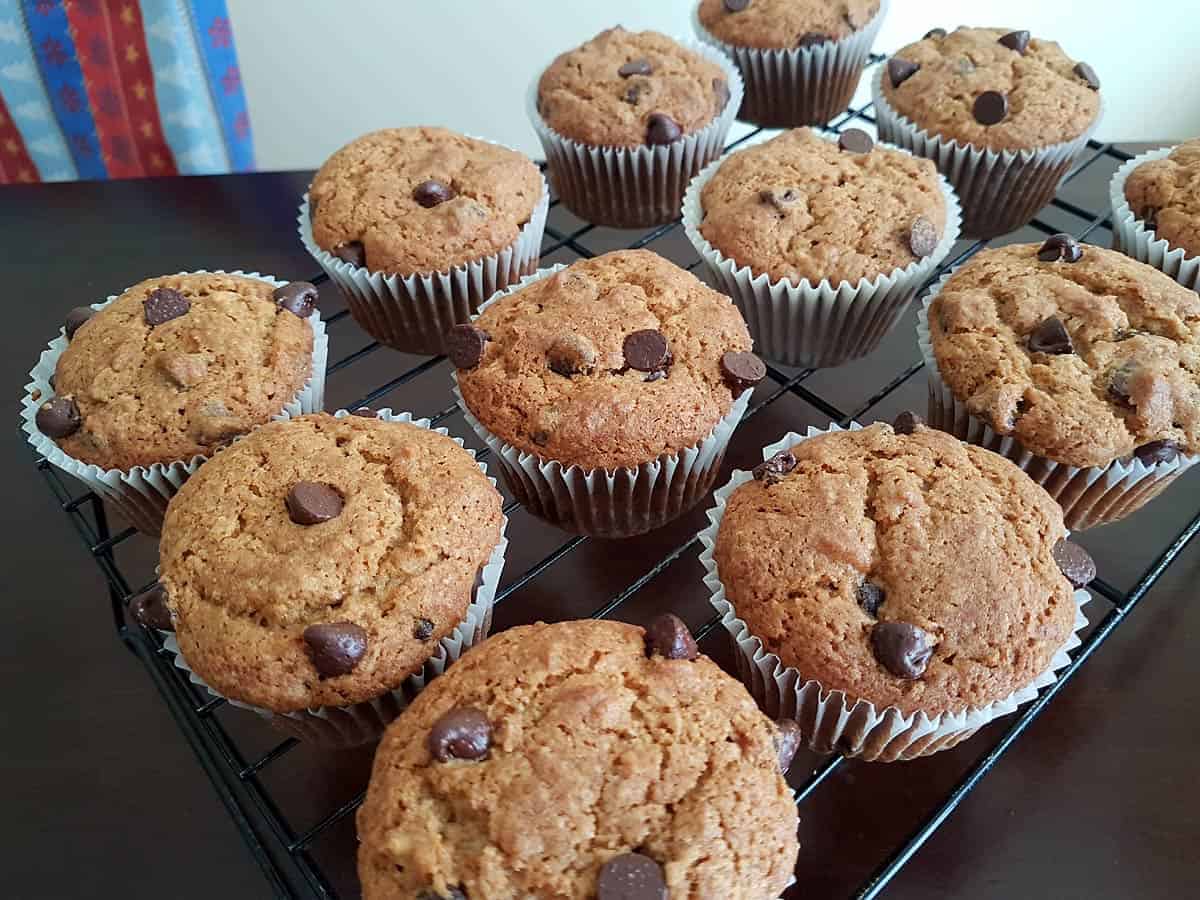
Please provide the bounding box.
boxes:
[998,30,1031,54]
[723,0,749,10]
[416,889,466,900]
[887,58,919,88]
[773,719,803,773]
[143,287,190,326]
[36,396,81,438]
[1074,61,1100,91]
[413,617,435,641]
[428,707,492,762]
[351,406,375,417]
[303,622,368,678]
[447,324,489,369]
[623,81,648,105]
[334,241,365,267]
[272,281,318,318]
[893,411,924,435]
[1027,316,1074,355]
[1135,439,1181,465]
[857,581,885,617]
[713,77,730,108]
[129,584,173,631]
[1140,206,1159,230]
[909,216,939,258]
[645,113,682,146]
[798,31,829,47]
[413,179,455,208]
[618,58,652,77]
[838,128,874,154]
[973,91,1008,126]
[1052,539,1096,589]
[547,334,597,377]
[1037,233,1083,263]
[597,853,667,900]
[720,350,766,394]
[285,481,344,525]
[759,187,801,213]
[1114,328,1142,342]
[924,27,948,39]
[623,329,669,372]
[531,428,551,446]
[753,450,797,485]
[870,621,933,679]
[1108,360,1138,402]
[64,306,95,339]
[644,613,698,661]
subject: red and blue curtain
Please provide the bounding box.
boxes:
[0,0,253,184]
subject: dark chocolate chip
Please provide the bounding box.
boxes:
[753,450,797,485]
[645,112,682,146]
[272,281,318,318]
[334,241,365,267]
[909,216,939,258]
[1037,233,1083,263]
[285,481,344,525]
[998,30,1031,54]
[773,719,803,773]
[447,324,489,369]
[303,622,367,678]
[857,581,885,617]
[797,31,829,47]
[623,81,648,105]
[1074,61,1100,91]
[531,428,551,446]
[923,27,948,39]
[597,853,667,900]
[1135,439,1181,465]
[64,306,95,339]
[870,621,934,679]
[413,179,455,208]
[1052,539,1096,589]
[1113,328,1142,342]
[618,58,653,77]
[720,350,766,394]
[759,187,801,213]
[143,287,190,326]
[428,707,492,762]
[1139,206,1158,230]
[892,411,924,435]
[36,396,81,438]
[644,613,698,661]
[130,584,173,631]
[623,329,669,372]
[973,90,1008,126]
[838,128,874,154]
[351,406,376,417]
[547,333,597,377]
[723,0,749,11]
[1027,316,1074,355]
[887,58,919,88]
[713,77,730,108]
[416,889,466,900]
[413,617,435,641]
[1108,360,1138,402]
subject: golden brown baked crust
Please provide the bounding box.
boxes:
[309,127,542,275]
[1124,140,1200,260]
[698,0,881,49]
[357,619,799,899]
[161,414,504,713]
[714,424,1077,717]
[51,272,313,470]
[930,243,1200,467]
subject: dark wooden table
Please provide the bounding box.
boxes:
[3,147,1199,899]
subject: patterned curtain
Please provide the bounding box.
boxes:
[0,0,253,184]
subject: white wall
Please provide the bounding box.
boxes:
[229,0,1200,172]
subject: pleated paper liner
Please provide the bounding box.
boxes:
[698,423,1090,763]
[21,270,329,537]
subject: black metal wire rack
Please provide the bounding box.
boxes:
[35,58,1200,899]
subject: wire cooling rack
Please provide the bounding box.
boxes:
[35,59,1200,899]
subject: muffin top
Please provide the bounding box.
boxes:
[309,127,542,275]
[537,27,730,147]
[357,619,799,899]
[714,423,1082,717]
[930,239,1200,468]
[452,249,759,470]
[43,273,314,470]
[1123,140,1200,259]
[882,27,1101,151]
[698,0,880,49]
[699,128,947,284]
[160,414,504,713]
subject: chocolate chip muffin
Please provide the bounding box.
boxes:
[697,0,881,49]
[357,618,800,898]
[160,413,504,715]
[1123,139,1200,260]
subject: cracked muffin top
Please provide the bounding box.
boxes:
[697,0,881,50]
[160,413,503,713]
[1123,139,1200,260]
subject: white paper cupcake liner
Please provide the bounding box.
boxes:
[698,422,1090,763]
[1108,145,1200,291]
[452,264,752,538]
[21,270,329,537]
[872,66,1103,239]
[297,153,549,356]
[160,407,509,748]
[693,0,887,128]
[528,38,743,229]
[681,132,962,368]
[917,273,1198,530]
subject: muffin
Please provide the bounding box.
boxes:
[450,249,764,537]
[299,126,548,354]
[530,27,741,228]
[1110,139,1200,291]
[22,271,327,535]
[701,420,1089,762]
[357,618,800,898]
[874,26,1102,238]
[920,235,1200,529]
[683,127,960,367]
[157,411,506,746]
[694,0,886,128]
